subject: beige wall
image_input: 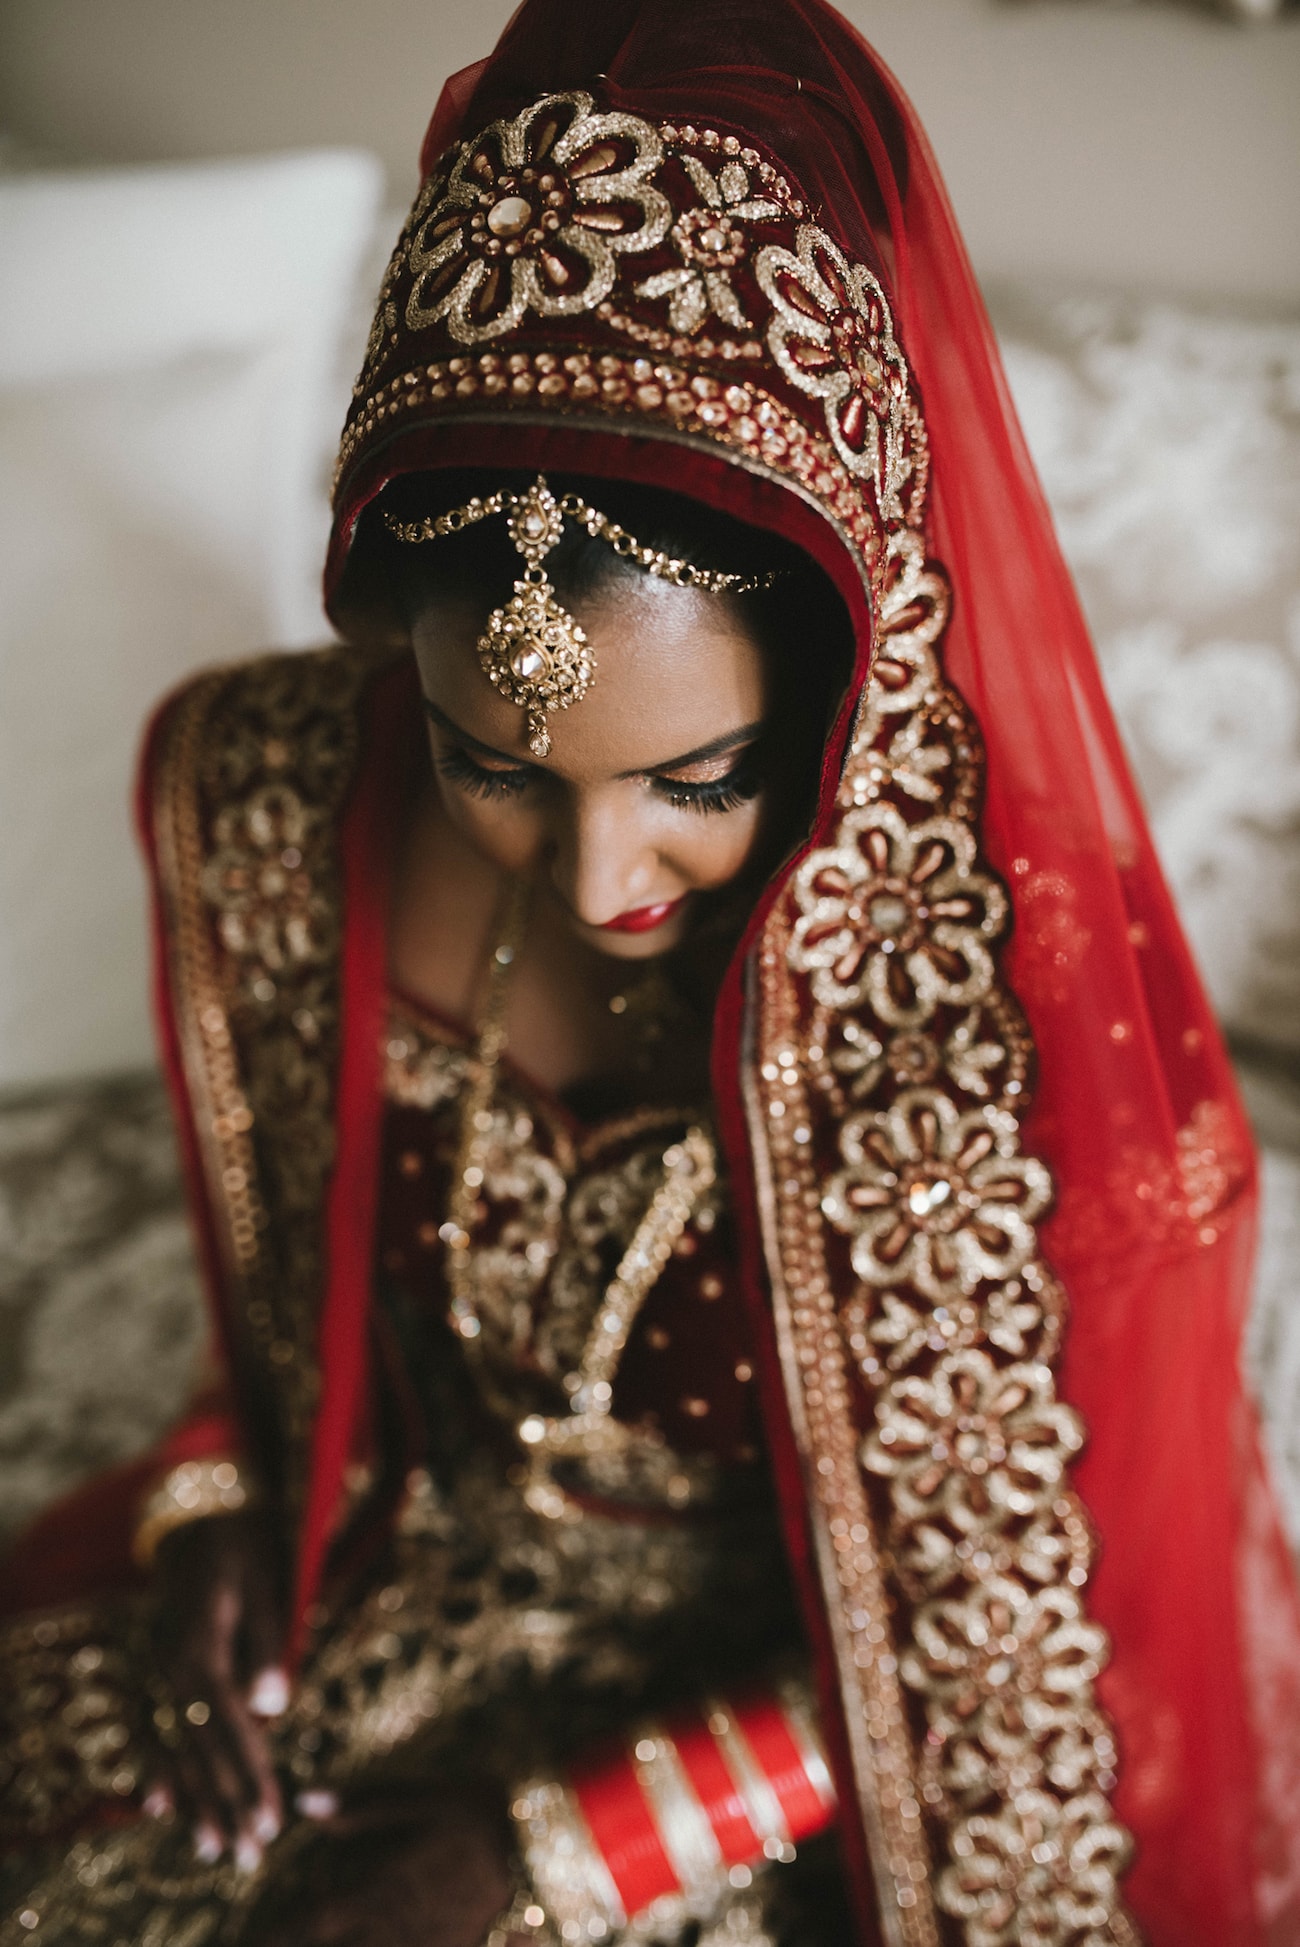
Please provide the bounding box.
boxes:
[1,0,1298,304]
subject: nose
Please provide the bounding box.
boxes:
[544,788,664,926]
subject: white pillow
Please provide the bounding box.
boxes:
[0,150,382,1088]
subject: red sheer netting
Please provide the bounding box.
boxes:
[345,4,1300,1938]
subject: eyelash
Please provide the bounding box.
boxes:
[436,746,530,801]
[435,744,761,816]
[659,758,761,815]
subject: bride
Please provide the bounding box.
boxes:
[3,1,1297,1943]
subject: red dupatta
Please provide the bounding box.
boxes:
[138,3,1300,1943]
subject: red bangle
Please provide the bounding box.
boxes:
[513,1680,836,1936]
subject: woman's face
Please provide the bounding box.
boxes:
[410,573,776,960]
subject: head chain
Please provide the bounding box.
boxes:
[383,475,777,756]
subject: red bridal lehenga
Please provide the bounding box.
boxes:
[3,3,1298,1944]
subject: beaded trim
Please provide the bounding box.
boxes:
[148,647,377,1493]
[751,545,1139,1943]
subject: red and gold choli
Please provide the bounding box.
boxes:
[377,992,761,1486]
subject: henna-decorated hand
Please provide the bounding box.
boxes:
[143,1507,288,1868]
[246,1787,521,1947]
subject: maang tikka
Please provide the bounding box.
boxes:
[384,475,777,758]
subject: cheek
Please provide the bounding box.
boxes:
[662,797,766,888]
[435,776,542,875]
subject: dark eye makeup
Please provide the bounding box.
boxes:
[435,745,531,801]
[434,741,762,815]
[658,750,762,814]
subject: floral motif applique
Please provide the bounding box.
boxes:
[759,471,1139,1936]
[822,1090,1052,1301]
[635,153,782,335]
[757,223,914,520]
[789,803,1008,1025]
[406,91,671,344]
[864,1349,1084,1536]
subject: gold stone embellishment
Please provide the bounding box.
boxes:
[385,476,774,758]
[635,152,783,335]
[406,91,671,345]
[756,224,916,523]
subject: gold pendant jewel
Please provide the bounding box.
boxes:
[479,575,595,759]
[478,481,595,759]
[479,571,593,761]
[383,473,778,759]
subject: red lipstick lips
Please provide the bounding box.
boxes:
[598,897,685,935]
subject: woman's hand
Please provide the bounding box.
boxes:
[249,1787,518,1947]
[143,1507,287,1869]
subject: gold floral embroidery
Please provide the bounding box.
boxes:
[0,1608,144,1849]
[0,1446,786,1944]
[822,1002,1025,1109]
[202,790,334,990]
[823,1092,1052,1300]
[149,647,383,1478]
[541,1145,669,1378]
[406,92,672,344]
[338,111,907,571]
[1,1064,785,1943]
[0,1819,236,1947]
[756,532,1138,1941]
[635,154,782,335]
[382,1004,724,1518]
[937,1790,1133,1947]
[788,806,1008,1025]
[755,224,914,521]
[863,1352,1084,1534]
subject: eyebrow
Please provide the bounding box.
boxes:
[423,698,765,776]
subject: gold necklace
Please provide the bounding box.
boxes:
[443,879,717,1519]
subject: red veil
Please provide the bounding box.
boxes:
[131,2,1300,1943]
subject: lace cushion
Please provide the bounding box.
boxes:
[990,284,1300,1055]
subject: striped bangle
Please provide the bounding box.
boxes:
[510,1777,627,1941]
[512,1682,836,1940]
[131,1458,256,1569]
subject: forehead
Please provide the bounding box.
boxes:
[410,575,769,771]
